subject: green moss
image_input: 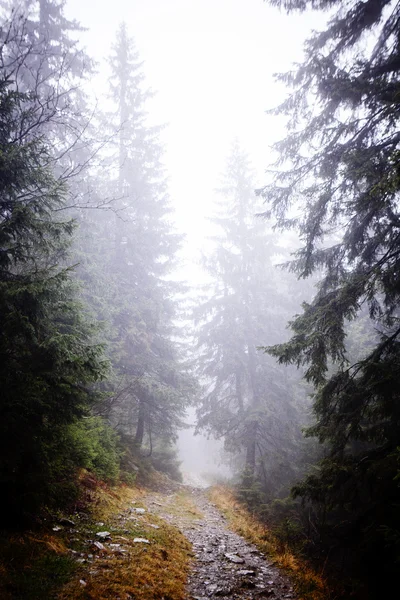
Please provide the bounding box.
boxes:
[0,535,77,600]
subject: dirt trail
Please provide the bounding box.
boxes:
[145,487,297,599]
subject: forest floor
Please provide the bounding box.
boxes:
[0,473,328,599]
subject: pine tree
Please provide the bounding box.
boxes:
[1,0,90,97]
[194,142,307,499]
[261,0,400,587]
[2,0,97,193]
[0,22,106,521]
[88,23,195,463]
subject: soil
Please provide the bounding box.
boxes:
[145,486,298,600]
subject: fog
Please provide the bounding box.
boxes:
[1,0,322,495]
[177,408,232,486]
[65,0,323,275]
[61,0,322,485]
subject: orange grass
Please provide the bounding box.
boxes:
[0,475,193,600]
[209,485,331,600]
[160,489,204,520]
[57,482,192,600]
[58,534,191,600]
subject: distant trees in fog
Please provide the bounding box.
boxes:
[193,141,313,500]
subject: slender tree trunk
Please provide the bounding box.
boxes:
[134,399,146,449]
[115,27,128,261]
[236,371,244,413]
[245,337,258,479]
[245,424,257,476]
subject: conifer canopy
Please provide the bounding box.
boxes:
[261,0,400,587]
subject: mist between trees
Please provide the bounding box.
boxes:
[1,1,400,598]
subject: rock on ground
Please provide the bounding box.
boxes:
[147,487,298,600]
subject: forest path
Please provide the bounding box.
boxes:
[144,486,297,600]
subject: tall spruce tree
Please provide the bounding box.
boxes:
[261,0,400,589]
[2,0,99,203]
[194,142,307,498]
[0,16,106,522]
[2,0,91,129]
[89,23,194,462]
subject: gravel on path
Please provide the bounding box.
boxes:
[146,487,298,600]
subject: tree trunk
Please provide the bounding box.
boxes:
[134,400,146,449]
[236,371,244,413]
[245,337,258,479]
[245,421,257,477]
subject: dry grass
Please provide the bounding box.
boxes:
[209,485,331,600]
[58,532,191,600]
[0,474,193,600]
[160,489,204,521]
[26,533,69,555]
[57,481,192,600]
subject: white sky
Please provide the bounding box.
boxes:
[65,0,322,270]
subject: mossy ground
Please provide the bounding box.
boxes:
[0,532,75,600]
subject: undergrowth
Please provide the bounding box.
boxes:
[0,533,76,600]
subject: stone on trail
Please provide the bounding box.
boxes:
[92,540,105,550]
[224,552,245,564]
[132,507,146,514]
[146,486,299,599]
[133,537,150,544]
[96,531,111,539]
[237,569,255,575]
